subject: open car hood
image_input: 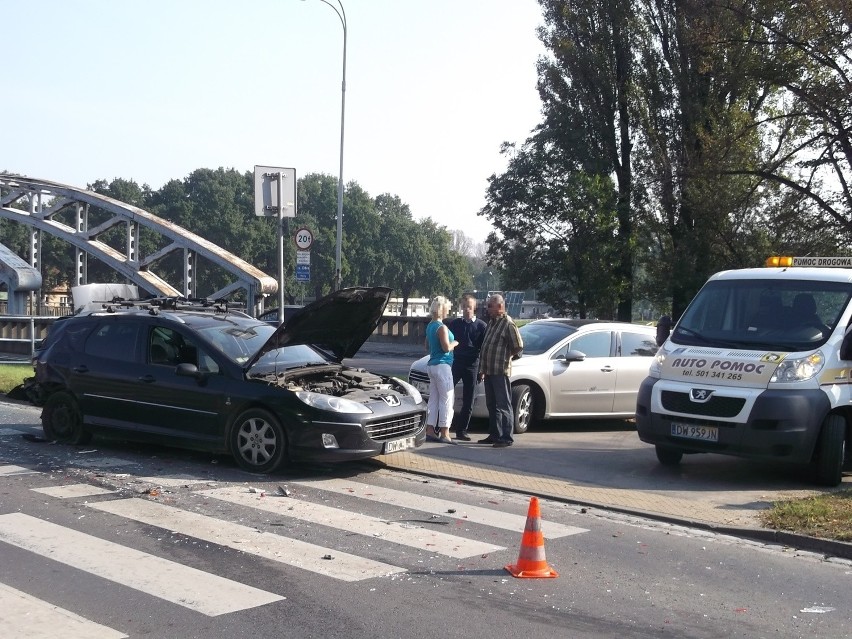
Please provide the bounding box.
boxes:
[246,286,391,368]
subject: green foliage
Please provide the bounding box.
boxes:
[484,0,852,321]
[482,138,623,318]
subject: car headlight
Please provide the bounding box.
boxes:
[393,377,423,404]
[770,352,824,383]
[295,391,373,414]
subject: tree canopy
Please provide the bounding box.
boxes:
[482,0,852,320]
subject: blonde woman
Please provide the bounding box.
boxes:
[425,295,458,443]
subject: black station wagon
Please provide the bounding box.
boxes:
[31,287,427,473]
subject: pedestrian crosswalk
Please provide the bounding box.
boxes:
[0,464,588,638]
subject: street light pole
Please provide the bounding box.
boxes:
[309,0,346,291]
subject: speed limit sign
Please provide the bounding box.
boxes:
[294,227,313,250]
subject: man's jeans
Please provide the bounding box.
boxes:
[452,360,478,435]
[483,374,513,443]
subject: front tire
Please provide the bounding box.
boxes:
[230,408,287,474]
[655,445,683,466]
[42,391,91,445]
[512,384,534,434]
[814,414,846,486]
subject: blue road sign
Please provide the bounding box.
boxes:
[295,264,310,282]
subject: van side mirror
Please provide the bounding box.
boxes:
[840,326,852,360]
[656,315,672,347]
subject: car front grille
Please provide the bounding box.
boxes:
[660,390,746,418]
[366,412,425,441]
[408,370,429,386]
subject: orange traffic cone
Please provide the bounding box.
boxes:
[505,496,558,578]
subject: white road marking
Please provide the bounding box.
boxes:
[137,477,217,487]
[32,484,116,499]
[0,464,39,476]
[293,478,588,538]
[89,498,404,582]
[0,582,128,639]
[0,513,282,616]
[198,486,506,558]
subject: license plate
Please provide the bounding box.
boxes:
[383,436,416,454]
[671,423,718,442]
[413,381,429,394]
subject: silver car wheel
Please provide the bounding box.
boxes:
[512,384,533,434]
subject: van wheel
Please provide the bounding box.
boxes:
[42,392,92,445]
[814,414,846,486]
[655,445,683,466]
[512,384,534,434]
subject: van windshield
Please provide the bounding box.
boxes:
[672,279,852,351]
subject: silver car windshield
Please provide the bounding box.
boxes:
[673,279,852,351]
[519,322,578,355]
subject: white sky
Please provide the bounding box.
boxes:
[4,0,546,245]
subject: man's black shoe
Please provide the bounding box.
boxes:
[478,437,497,444]
[492,441,512,448]
[454,433,472,441]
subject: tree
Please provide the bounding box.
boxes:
[721,0,851,240]
[483,139,623,318]
[373,196,471,314]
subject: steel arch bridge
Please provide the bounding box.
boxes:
[0,174,277,313]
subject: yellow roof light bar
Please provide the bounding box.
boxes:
[766,256,852,268]
[765,256,793,267]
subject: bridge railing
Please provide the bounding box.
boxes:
[0,316,57,361]
[0,314,431,361]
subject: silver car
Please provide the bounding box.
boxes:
[408,319,658,433]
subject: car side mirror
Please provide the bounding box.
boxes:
[176,362,204,380]
[558,349,586,364]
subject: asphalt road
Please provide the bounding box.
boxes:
[2,415,850,639]
[346,351,849,494]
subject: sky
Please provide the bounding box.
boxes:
[4,0,547,246]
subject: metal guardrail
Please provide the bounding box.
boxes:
[0,314,431,363]
[0,315,57,362]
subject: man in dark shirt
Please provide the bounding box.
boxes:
[447,294,487,441]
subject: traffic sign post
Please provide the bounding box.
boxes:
[295,264,310,282]
[294,227,313,250]
[254,166,297,324]
[294,227,312,283]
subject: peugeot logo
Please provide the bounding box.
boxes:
[690,389,714,402]
[381,395,401,407]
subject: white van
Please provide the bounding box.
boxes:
[636,256,852,485]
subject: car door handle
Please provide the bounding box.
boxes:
[138,375,157,383]
[601,366,615,373]
[72,365,89,373]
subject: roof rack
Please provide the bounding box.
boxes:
[94,296,249,316]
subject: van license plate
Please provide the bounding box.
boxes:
[383,436,416,454]
[671,423,718,442]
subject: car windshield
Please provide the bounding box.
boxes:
[518,321,578,355]
[673,278,852,351]
[196,323,328,368]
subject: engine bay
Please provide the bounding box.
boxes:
[255,365,405,403]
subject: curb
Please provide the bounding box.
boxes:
[367,457,852,562]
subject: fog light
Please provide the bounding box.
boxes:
[322,434,339,449]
